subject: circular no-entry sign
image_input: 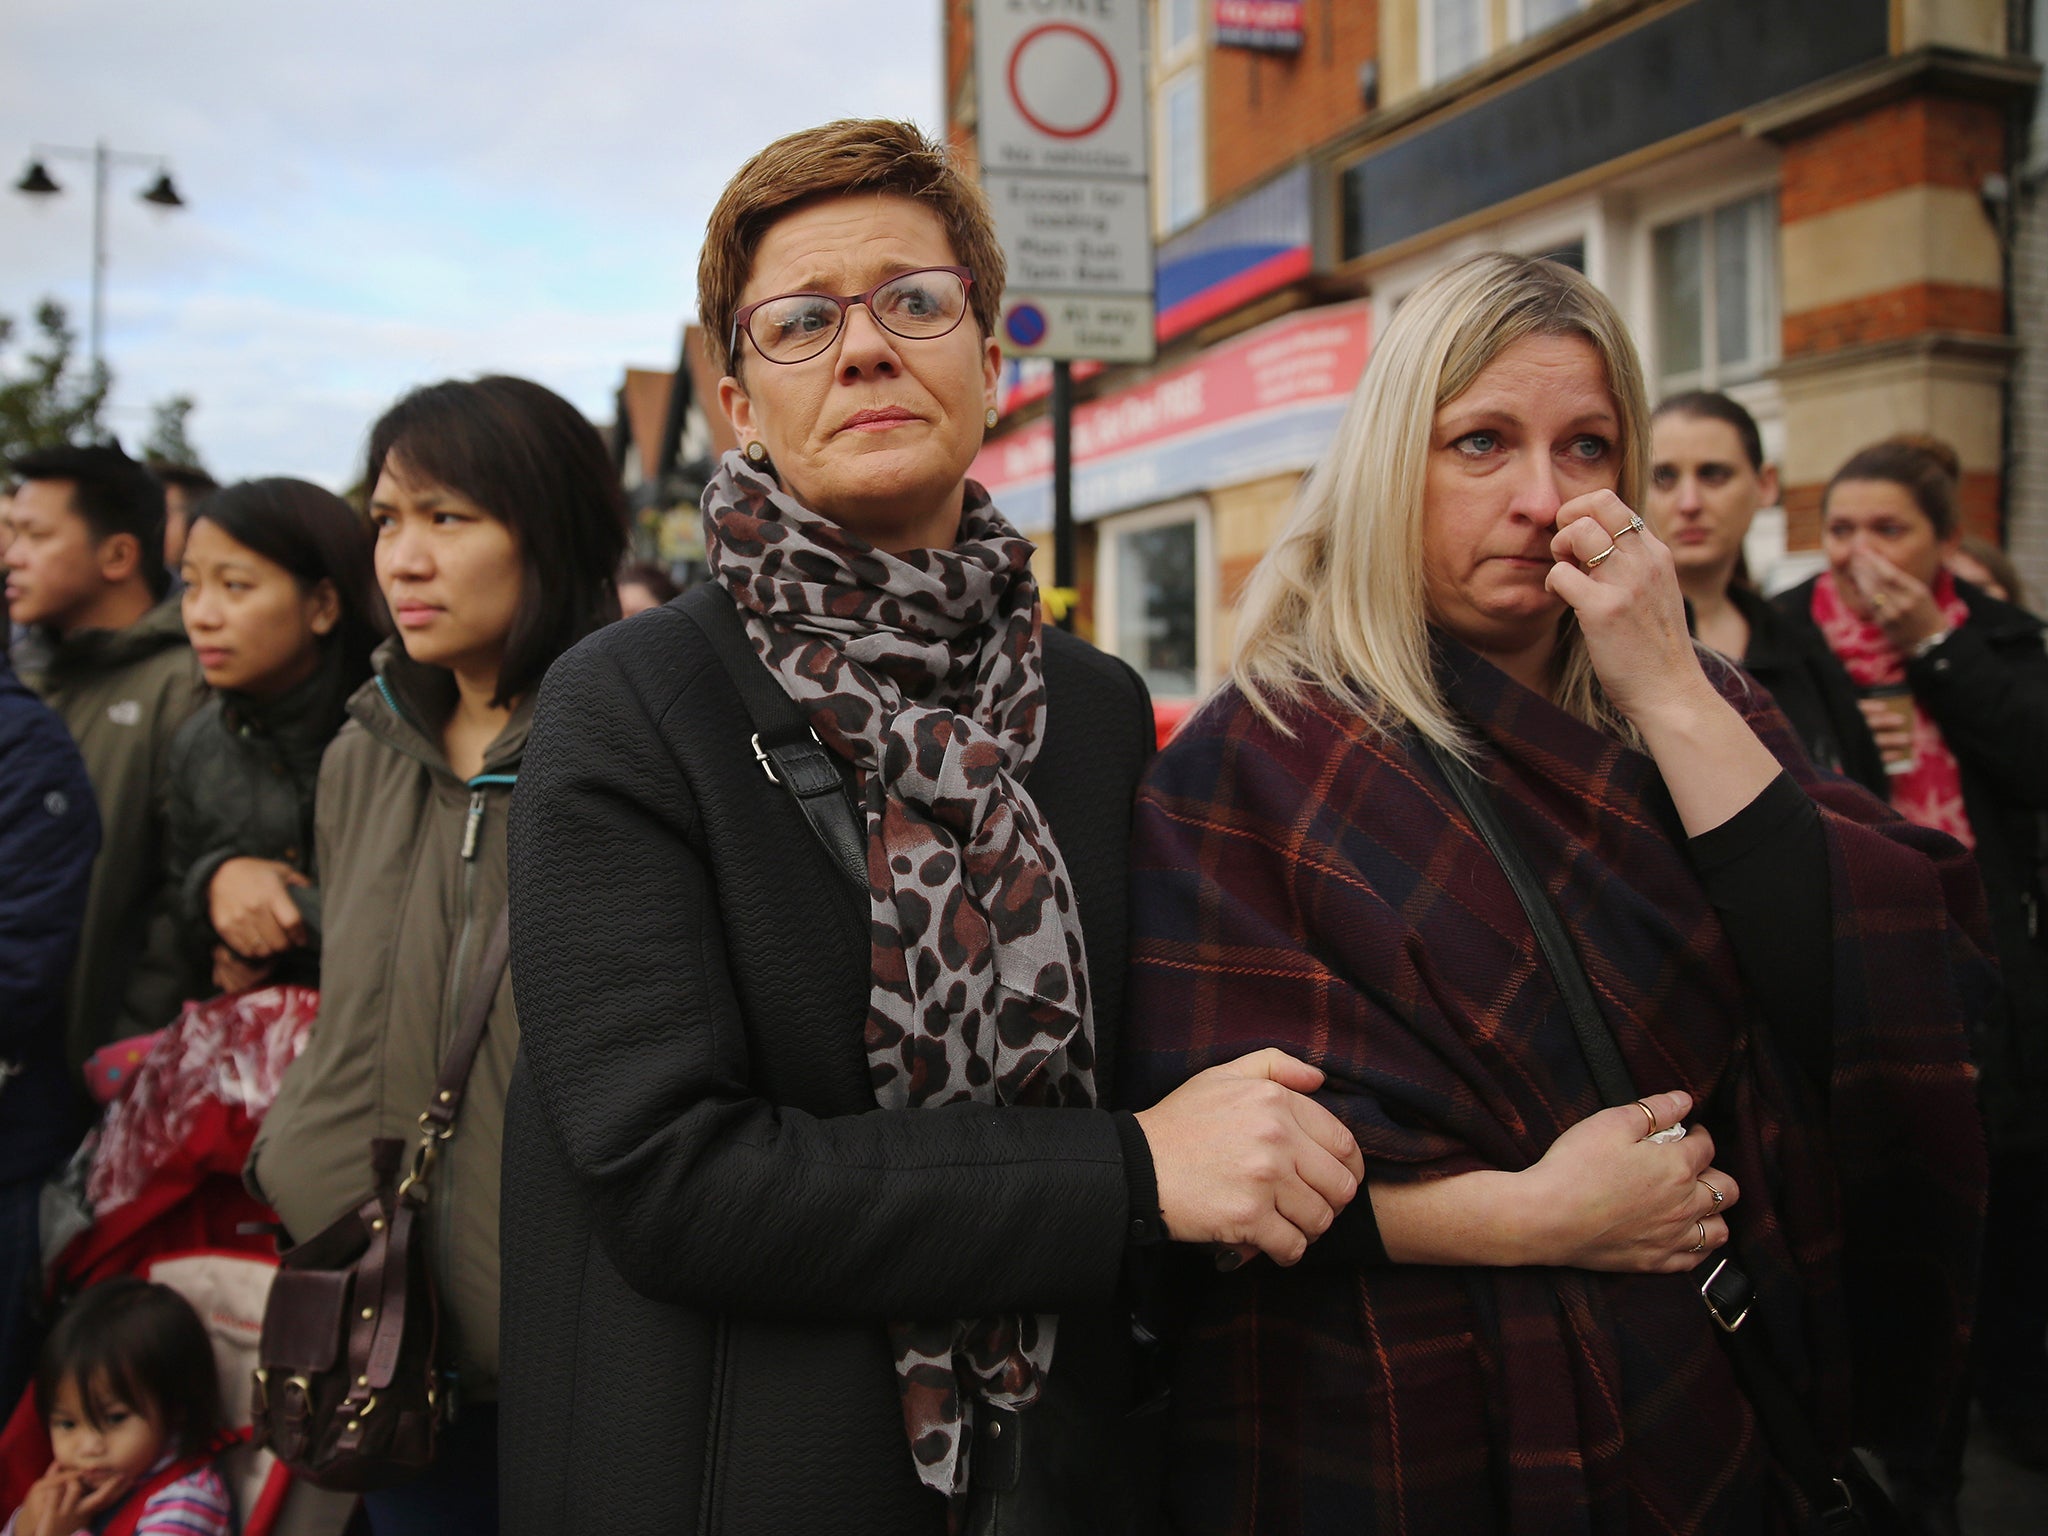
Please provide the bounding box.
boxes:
[1006,23,1119,141]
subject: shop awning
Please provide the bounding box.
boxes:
[973,298,1371,532]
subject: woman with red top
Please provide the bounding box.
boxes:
[1774,436,2048,1492]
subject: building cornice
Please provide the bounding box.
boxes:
[1772,329,2018,386]
[1744,45,2042,141]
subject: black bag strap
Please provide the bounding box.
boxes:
[677,585,868,893]
[1419,736,1874,1534]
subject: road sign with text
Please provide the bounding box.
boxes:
[973,0,1156,364]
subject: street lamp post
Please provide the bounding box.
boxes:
[14,140,185,389]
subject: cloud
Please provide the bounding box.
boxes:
[0,0,942,484]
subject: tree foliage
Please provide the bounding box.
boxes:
[144,394,203,471]
[0,300,110,463]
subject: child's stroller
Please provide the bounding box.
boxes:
[0,987,354,1535]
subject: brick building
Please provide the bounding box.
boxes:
[950,0,2041,703]
[607,326,733,574]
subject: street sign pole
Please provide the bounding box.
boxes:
[1051,360,1074,629]
[972,0,1153,632]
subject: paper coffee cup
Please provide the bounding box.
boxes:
[1861,683,1917,774]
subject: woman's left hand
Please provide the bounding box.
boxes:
[1546,490,1784,836]
[1847,547,1947,651]
[1546,490,1704,725]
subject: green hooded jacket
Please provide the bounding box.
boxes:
[247,640,525,1399]
[32,597,206,1070]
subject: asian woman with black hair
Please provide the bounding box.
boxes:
[248,377,626,1535]
[167,477,388,994]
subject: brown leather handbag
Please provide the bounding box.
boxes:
[249,910,510,1491]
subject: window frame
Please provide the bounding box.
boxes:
[1156,67,1206,235]
[1507,0,1587,43]
[1095,496,1215,700]
[1638,181,1781,396]
[1418,0,1491,88]
[1365,198,1603,340]
[1158,0,1201,67]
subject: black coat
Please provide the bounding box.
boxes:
[1731,582,1888,793]
[501,595,1156,1535]
[1775,575,2048,1143]
[0,654,98,1184]
[162,654,351,990]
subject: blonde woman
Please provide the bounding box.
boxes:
[1124,254,1988,1533]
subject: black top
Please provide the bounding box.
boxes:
[1729,583,1888,793]
[162,647,353,990]
[500,594,1158,1535]
[1690,771,1833,1092]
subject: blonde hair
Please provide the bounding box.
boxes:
[1229,252,1651,757]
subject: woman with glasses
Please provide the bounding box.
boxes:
[498,120,1363,1535]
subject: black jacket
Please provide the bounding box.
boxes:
[1731,582,1888,793]
[1776,575,2048,1143]
[162,651,353,989]
[0,654,99,1185]
[501,594,1156,1535]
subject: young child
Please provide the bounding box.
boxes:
[6,1279,233,1536]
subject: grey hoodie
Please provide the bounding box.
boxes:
[33,597,205,1070]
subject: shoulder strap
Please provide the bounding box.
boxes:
[420,905,511,1139]
[676,585,868,893]
[1418,735,1871,1533]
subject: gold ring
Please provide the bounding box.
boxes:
[1586,542,1621,569]
[1872,594,1890,614]
[1633,1100,1659,1137]
[1691,1220,1708,1253]
[1626,513,1647,536]
[1698,1176,1723,1206]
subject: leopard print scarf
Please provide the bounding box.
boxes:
[703,450,1097,1507]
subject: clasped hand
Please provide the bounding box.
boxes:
[1135,1049,1366,1268]
[208,856,310,959]
[1520,1090,1740,1272]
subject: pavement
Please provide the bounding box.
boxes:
[1959,1411,2048,1534]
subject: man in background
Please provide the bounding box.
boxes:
[151,461,218,591]
[5,443,203,1071]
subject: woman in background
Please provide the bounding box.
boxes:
[167,478,385,995]
[1645,391,1882,791]
[1776,435,2048,1491]
[249,377,625,1535]
[616,561,679,617]
[1950,534,2026,610]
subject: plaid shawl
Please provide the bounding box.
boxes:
[1125,642,1990,1535]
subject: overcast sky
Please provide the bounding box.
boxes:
[0,1,943,486]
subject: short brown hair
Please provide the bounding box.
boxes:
[1826,433,1961,539]
[697,119,1006,376]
